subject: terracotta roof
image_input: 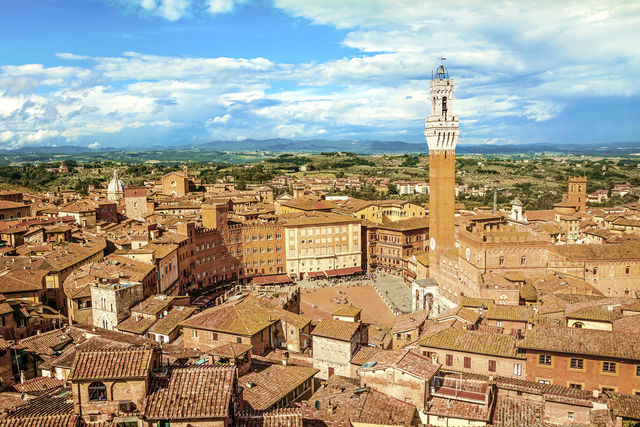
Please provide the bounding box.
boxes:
[492,395,543,426]
[14,328,79,356]
[148,307,196,336]
[427,396,491,422]
[301,375,416,426]
[279,211,358,226]
[608,392,640,420]
[182,295,308,336]
[565,304,622,323]
[332,305,362,318]
[549,241,640,261]
[236,408,303,427]
[360,348,439,380]
[10,376,66,395]
[208,342,253,358]
[372,216,429,231]
[350,346,381,366]
[69,348,153,380]
[522,326,640,360]
[116,315,157,335]
[418,329,521,359]
[612,315,640,334]
[390,311,428,333]
[241,365,318,411]
[0,387,76,427]
[486,304,535,322]
[311,319,360,342]
[145,365,235,420]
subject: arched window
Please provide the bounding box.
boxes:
[573,322,584,329]
[88,382,107,401]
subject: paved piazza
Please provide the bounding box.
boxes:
[298,273,413,327]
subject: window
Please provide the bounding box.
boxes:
[539,355,552,366]
[488,360,496,372]
[499,256,504,267]
[636,365,640,377]
[496,320,503,327]
[626,266,631,275]
[211,332,218,340]
[521,256,526,266]
[570,358,584,370]
[446,354,453,366]
[603,362,616,373]
[463,357,471,369]
[538,379,551,385]
[237,337,242,344]
[88,382,107,401]
[192,329,198,338]
[569,383,583,390]
[513,363,522,376]
[602,387,616,393]
[567,412,574,421]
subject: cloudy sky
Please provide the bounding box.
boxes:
[1,0,639,149]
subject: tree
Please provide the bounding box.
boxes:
[387,183,398,195]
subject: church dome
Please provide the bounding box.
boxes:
[107,169,125,194]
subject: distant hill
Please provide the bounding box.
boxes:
[3,139,640,157]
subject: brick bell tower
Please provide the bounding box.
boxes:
[425,62,459,252]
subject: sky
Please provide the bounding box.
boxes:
[0,0,639,150]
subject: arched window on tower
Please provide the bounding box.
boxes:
[442,96,448,116]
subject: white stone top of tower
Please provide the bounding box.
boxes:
[424,63,460,151]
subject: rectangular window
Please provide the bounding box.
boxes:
[192,329,198,338]
[569,383,583,390]
[514,363,522,376]
[538,379,551,385]
[446,354,453,366]
[539,355,552,366]
[464,357,471,369]
[211,332,218,340]
[636,365,640,376]
[488,360,496,372]
[602,387,616,393]
[603,362,616,373]
[570,358,584,370]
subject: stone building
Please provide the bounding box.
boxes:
[359,348,439,415]
[311,318,367,379]
[70,348,160,421]
[0,200,31,220]
[181,294,310,355]
[91,281,144,331]
[124,186,149,221]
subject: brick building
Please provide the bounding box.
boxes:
[522,326,640,394]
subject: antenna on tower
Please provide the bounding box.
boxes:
[441,54,446,62]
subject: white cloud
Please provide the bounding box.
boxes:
[2,1,640,147]
[208,0,234,14]
[88,141,100,148]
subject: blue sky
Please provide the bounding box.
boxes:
[1,0,639,149]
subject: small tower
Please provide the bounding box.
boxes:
[510,198,524,222]
[567,177,587,212]
[425,62,459,252]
